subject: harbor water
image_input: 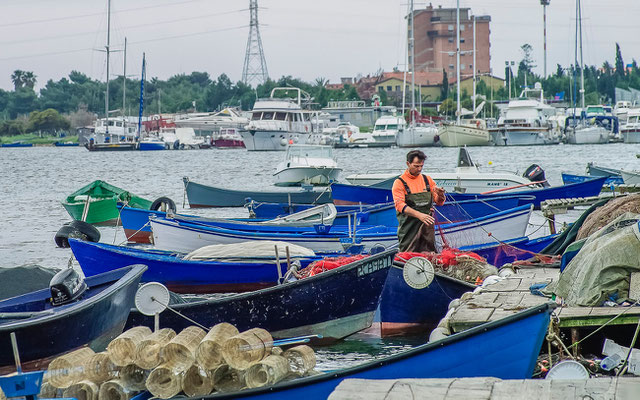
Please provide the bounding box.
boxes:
[1,143,639,368]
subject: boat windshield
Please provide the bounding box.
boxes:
[287,146,333,159]
[375,124,398,131]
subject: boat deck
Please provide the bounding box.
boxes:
[448,266,640,333]
[329,377,640,399]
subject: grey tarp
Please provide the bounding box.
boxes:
[546,213,640,306]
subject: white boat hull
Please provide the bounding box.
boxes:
[566,126,609,144]
[273,166,342,186]
[150,205,532,253]
[239,130,310,151]
[620,170,640,185]
[489,127,558,146]
[623,127,640,143]
[396,126,439,147]
[437,124,490,147]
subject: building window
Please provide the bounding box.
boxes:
[448,37,453,43]
[448,24,454,31]
[449,64,454,70]
[461,64,465,70]
[387,86,392,91]
[460,24,465,31]
[395,85,401,91]
[460,38,465,43]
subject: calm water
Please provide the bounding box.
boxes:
[1,143,639,367]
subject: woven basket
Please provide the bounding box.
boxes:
[134,328,176,370]
[62,380,99,400]
[196,323,239,369]
[145,363,186,399]
[120,364,149,391]
[212,364,245,392]
[221,328,273,370]
[245,355,290,388]
[283,345,316,375]
[84,352,118,384]
[161,326,206,371]
[98,380,134,400]
[107,327,152,367]
[48,347,96,388]
[182,365,215,397]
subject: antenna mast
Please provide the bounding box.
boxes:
[242,0,269,86]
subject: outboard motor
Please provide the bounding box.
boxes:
[49,269,87,306]
[457,148,475,168]
[523,164,550,187]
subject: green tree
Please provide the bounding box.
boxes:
[440,69,449,100]
[7,88,38,118]
[615,43,625,78]
[0,120,26,136]
[26,109,70,135]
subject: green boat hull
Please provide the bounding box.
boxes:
[62,180,152,225]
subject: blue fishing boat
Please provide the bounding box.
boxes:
[125,250,396,341]
[1,141,33,148]
[561,172,623,186]
[69,239,323,293]
[332,176,607,209]
[375,263,475,337]
[182,303,554,399]
[183,177,332,207]
[0,264,146,373]
[150,205,533,253]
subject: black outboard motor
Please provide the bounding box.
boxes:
[49,269,87,306]
[523,164,550,187]
[457,148,475,168]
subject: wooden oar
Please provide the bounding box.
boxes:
[480,180,546,195]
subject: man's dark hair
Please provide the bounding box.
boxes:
[406,150,426,163]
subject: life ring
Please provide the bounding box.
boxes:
[151,196,177,213]
[54,220,101,248]
[305,126,309,132]
[476,120,481,128]
[152,115,161,121]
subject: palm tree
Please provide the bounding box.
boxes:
[22,71,37,90]
[11,70,25,90]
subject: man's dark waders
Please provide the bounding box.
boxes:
[396,175,436,252]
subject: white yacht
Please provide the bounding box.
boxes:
[346,148,547,193]
[372,115,405,144]
[92,118,138,144]
[273,145,341,186]
[622,109,640,143]
[437,103,490,147]
[174,108,249,137]
[241,88,315,151]
[490,83,558,146]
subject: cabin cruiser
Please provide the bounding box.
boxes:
[372,115,405,145]
[622,109,640,143]
[273,144,341,186]
[345,147,548,193]
[91,118,139,144]
[174,108,249,137]
[212,128,245,148]
[490,83,558,146]
[241,87,318,151]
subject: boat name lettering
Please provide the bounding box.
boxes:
[357,255,391,277]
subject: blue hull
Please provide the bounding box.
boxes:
[189,303,553,399]
[1,143,32,147]
[54,142,80,147]
[459,234,558,268]
[184,177,332,207]
[376,265,474,336]
[69,239,320,294]
[561,172,623,186]
[333,177,607,209]
[0,265,145,373]
[125,250,396,341]
[138,142,166,151]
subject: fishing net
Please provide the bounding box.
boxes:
[577,194,640,240]
[297,255,367,278]
[396,249,498,284]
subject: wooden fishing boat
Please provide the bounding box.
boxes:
[332,176,607,209]
[183,177,332,208]
[1,141,33,148]
[0,264,146,373]
[62,180,152,225]
[68,239,322,294]
[125,250,396,341]
[179,303,554,399]
[586,162,623,178]
[149,205,533,254]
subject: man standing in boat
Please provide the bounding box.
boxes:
[392,150,446,252]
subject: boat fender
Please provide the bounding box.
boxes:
[482,275,503,287]
[428,327,450,342]
[433,134,440,143]
[151,197,177,213]
[54,221,101,248]
[173,140,180,150]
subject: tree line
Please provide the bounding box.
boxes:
[1,43,638,137]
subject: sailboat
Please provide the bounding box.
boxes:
[396,0,439,148]
[564,0,611,145]
[436,5,490,147]
[85,0,137,151]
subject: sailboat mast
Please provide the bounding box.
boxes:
[472,15,476,112]
[578,0,585,109]
[122,37,127,130]
[105,0,111,135]
[410,0,415,127]
[138,53,146,137]
[456,0,461,125]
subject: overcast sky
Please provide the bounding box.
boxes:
[1,0,638,92]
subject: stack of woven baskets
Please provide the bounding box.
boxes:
[42,323,317,399]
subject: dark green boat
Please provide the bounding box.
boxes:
[62,180,152,225]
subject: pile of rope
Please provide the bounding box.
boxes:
[397,248,498,284]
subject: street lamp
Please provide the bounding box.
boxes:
[540,1,550,78]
